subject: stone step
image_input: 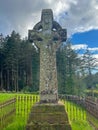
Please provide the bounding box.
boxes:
[26,103,72,130]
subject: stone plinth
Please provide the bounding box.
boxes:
[26,102,72,130]
[40,94,57,103]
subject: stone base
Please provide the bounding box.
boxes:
[40,94,57,103]
[26,102,72,130]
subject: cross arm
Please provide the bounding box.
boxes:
[59,29,67,42]
[28,30,42,48]
[51,28,67,49]
[53,21,67,42]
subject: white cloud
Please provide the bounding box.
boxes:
[88,48,98,51]
[57,0,98,36]
[72,44,98,53]
[92,54,98,64]
[72,44,98,61]
[0,0,98,37]
[93,54,98,59]
[71,44,88,50]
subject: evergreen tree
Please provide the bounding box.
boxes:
[0,34,4,90]
[81,49,98,89]
[3,31,21,91]
[57,41,79,95]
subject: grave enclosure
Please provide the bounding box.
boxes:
[26,9,72,130]
[0,9,98,130]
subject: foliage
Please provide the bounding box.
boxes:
[0,31,39,92]
[0,31,98,94]
[57,41,82,95]
[57,40,98,95]
[85,89,98,97]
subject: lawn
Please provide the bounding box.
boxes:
[0,93,15,103]
[71,120,94,130]
[2,93,39,130]
[63,99,94,130]
[87,112,98,129]
[0,93,96,130]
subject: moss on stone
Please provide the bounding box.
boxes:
[26,103,72,130]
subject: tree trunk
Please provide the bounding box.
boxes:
[7,69,10,91]
[16,64,18,92]
[15,61,19,92]
[0,70,3,90]
[26,57,32,87]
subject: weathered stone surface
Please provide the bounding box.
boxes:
[28,9,67,102]
[26,103,72,130]
[26,9,72,130]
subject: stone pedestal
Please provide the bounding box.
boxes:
[26,102,72,130]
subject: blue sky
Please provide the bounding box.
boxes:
[71,29,98,59]
[0,0,98,60]
[71,30,98,48]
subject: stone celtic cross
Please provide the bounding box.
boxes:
[28,9,67,103]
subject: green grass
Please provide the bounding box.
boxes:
[64,100,86,120]
[0,93,16,126]
[87,113,98,128]
[0,93,15,103]
[3,116,26,130]
[71,120,94,130]
[2,93,39,130]
[63,100,94,130]
[0,93,97,130]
